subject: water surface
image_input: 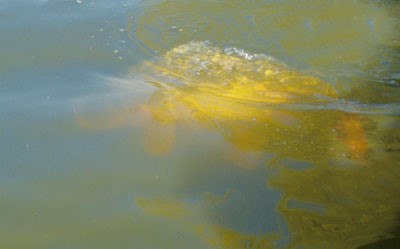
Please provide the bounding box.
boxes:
[1,0,400,248]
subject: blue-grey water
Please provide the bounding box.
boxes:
[1,1,400,249]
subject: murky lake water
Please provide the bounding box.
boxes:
[1,0,400,248]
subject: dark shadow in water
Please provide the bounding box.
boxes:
[358,214,400,249]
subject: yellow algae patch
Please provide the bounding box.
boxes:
[267,144,400,249]
[194,224,280,249]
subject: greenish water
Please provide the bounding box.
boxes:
[1,1,400,249]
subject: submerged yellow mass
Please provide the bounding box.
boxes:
[141,41,338,107]
[136,42,367,162]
